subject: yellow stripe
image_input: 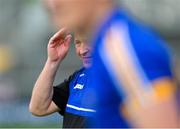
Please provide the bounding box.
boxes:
[153,79,176,101]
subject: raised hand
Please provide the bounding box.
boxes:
[47,28,72,63]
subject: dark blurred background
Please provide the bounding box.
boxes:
[0,0,179,128]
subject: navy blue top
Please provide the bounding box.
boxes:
[52,68,95,128]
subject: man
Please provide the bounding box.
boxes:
[29,28,95,128]
[90,10,179,127]
[42,0,179,128]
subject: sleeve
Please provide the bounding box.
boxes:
[100,22,175,106]
[52,73,74,116]
[130,25,174,81]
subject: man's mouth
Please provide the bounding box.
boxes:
[82,56,92,59]
[82,56,92,67]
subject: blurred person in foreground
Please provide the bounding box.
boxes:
[39,0,178,127]
[29,28,95,128]
[175,60,180,127]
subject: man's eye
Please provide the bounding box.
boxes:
[75,40,81,45]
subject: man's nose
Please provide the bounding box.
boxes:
[80,45,89,56]
[80,48,89,56]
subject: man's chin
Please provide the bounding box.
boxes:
[83,62,92,68]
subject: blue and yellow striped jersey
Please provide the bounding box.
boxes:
[90,9,175,127]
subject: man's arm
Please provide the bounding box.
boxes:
[29,59,60,116]
[29,28,72,116]
[123,78,178,128]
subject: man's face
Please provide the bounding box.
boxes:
[45,0,95,31]
[74,37,92,68]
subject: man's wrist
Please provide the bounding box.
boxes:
[46,58,61,72]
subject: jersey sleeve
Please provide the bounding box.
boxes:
[100,22,175,106]
[52,73,75,116]
[129,22,174,81]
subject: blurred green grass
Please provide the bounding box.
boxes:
[0,122,61,128]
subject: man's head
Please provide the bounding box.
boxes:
[45,0,114,33]
[45,0,94,31]
[74,34,92,68]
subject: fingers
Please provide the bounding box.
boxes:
[49,28,72,48]
[49,28,68,45]
[64,34,72,47]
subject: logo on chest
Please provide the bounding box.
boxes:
[74,84,84,90]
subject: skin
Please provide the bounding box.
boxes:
[74,33,92,68]
[123,79,179,127]
[44,0,114,37]
[29,28,92,116]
